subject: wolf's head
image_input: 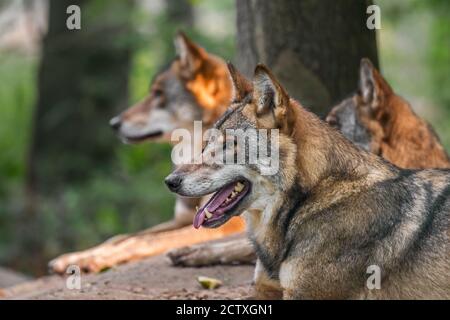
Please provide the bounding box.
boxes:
[110,32,231,143]
[164,64,319,229]
[326,58,393,154]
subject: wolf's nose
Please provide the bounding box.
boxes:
[109,116,122,131]
[326,114,337,127]
[165,174,183,192]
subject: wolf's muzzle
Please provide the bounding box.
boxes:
[109,116,122,131]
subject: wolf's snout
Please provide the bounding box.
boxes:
[165,174,183,192]
[109,116,122,131]
[326,114,337,127]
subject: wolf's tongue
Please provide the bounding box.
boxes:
[206,183,236,211]
[193,211,206,229]
[193,183,236,229]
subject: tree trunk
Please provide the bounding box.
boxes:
[166,0,194,28]
[236,0,379,116]
[27,0,132,194]
[160,0,195,58]
[20,0,133,275]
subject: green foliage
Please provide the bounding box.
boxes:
[428,10,450,148]
[377,0,450,150]
[427,10,450,108]
[0,55,36,195]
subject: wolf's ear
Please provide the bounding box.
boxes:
[174,31,206,76]
[253,64,289,117]
[359,58,392,110]
[227,63,252,101]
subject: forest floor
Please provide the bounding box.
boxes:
[0,254,254,300]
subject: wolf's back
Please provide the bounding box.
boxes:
[380,168,450,298]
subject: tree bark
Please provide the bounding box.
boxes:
[27,0,133,194]
[166,0,194,28]
[20,0,133,274]
[236,0,379,116]
[160,0,195,58]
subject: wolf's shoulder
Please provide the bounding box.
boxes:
[402,168,450,189]
[386,167,450,184]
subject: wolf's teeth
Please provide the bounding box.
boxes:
[205,210,213,219]
[235,182,244,192]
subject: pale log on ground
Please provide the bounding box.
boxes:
[168,234,256,267]
[49,217,245,274]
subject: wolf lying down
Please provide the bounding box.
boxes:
[165,64,450,299]
[167,57,450,268]
[327,58,450,169]
[49,33,449,275]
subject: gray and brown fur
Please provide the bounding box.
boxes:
[326,58,450,169]
[167,64,450,299]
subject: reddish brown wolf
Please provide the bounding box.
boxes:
[49,33,245,273]
[326,58,450,169]
[166,63,450,299]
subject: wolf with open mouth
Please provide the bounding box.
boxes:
[166,63,450,299]
[48,33,246,274]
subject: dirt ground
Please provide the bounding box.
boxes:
[0,267,31,288]
[1,254,254,300]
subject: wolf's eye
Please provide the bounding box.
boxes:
[153,89,163,97]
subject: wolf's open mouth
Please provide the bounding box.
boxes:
[123,130,163,143]
[193,180,250,229]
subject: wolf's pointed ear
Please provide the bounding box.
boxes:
[227,63,252,101]
[359,58,393,110]
[253,64,289,117]
[174,31,206,76]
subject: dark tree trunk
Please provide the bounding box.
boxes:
[160,0,195,58]
[166,0,194,28]
[27,0,132,194]
[236,0,379,116]
[20,0,133,274]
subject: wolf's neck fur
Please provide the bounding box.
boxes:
[378,95,450,169]
[185,56,232,125]
[247,100,399,278]
[289,100,396,191]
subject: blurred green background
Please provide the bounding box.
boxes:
[0,0,448,276]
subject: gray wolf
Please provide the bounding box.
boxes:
[165,63,450,299]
